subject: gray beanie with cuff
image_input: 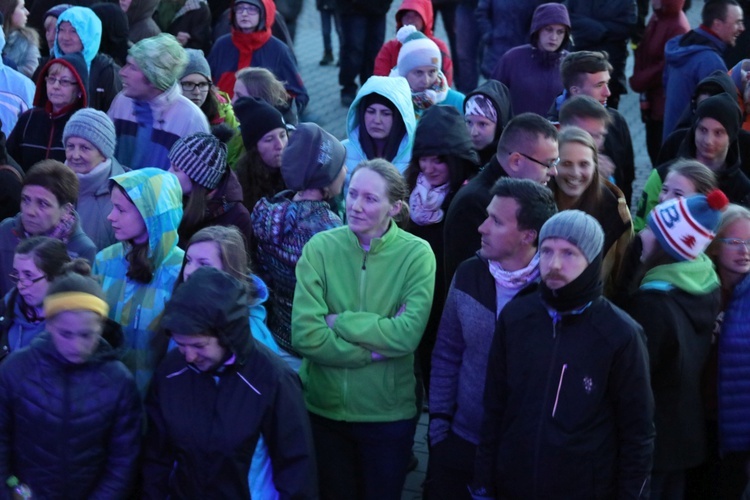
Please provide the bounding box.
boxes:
[539,209,604,263]
[62,108,116,159]
[281,123,345,192]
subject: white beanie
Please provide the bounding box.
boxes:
[396,25,441,77]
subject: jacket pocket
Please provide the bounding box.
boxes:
[551,363,605,434]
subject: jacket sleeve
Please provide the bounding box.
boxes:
[566,0,636,46]
[607,319,655,499]
[6,113,26,171]
[428,278,463,445]
[141,374,175,499]
[89,372,142,499]
[471,317,509,498]
[333,247,436,358]
[475,0,492,42]
[272,42,309,114]
[632,168,662,232]
[0,364,14,500]
[93,61,122,113]
[443,190,485,290]
[262,369,317,499]
[291,242,374,368]
[373,40,399,77]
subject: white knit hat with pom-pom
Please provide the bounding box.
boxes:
[396,25,441,77]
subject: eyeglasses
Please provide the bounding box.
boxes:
[516,152,560,170]
[8,273,46,286]
[180,81,211,92]
[45,76,78,87]
[719,238,750,250]
[234,4,260,14]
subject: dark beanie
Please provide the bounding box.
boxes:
[361,92,398,114]
[234,96,286,150]
[281,123,346,191]
[693,92,742,143]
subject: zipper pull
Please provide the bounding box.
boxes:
[552,363,568,417]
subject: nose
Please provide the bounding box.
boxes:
[478,218,489,235]
[548,164,558,177]
[602,85,611,98]
[107,207,116,222]
[184,348,197,363]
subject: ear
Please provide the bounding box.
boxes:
[569,86,580,96]
[506,151,522,175]
[389,199,403,218]
[522,228,537,246]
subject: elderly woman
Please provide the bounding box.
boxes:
[292,158,436,498]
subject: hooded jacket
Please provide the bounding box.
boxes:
[463,79,513,165]
[93,168,185,396]
[0,331,141,498]
[0,210,97,298]
[492,2,569,117]
[163,0,212,53]
[207,0,308,112]
[126,0,161,43]
[292,222,436,422]
[473,256,654,498]
[0,289,47,360]
[0,29,35,139]
[663,27,728,140]
[342,75,416,182]
[51,6,122,112]
[626,254,720,470]
[91,2,130,66]
[629,0,689,121]
[251,191,343,355]
[373,0,454,85]
[142,267,316,499]
[7,53,88,171]
[3,27,41,78]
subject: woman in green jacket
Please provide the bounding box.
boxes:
[292,158,436,500]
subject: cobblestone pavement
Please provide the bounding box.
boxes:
[287,1,705,497]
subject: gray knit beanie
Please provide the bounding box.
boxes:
[180,48,211,80]
[281,123,345,192]
[62,108,116,159]
[168,133,228,190]
[539,210,603,263]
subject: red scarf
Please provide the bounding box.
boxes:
[216,28,273,97]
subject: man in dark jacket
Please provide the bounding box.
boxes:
[471,210,655,499]
[548,50,636,204]
[443,113,558,286]
[663,0,745,140]
[427,178,557,499]
[142,267,317,499]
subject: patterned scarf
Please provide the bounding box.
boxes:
[409,173,450,225]
[411,71,449,112]
[488,252,540,290]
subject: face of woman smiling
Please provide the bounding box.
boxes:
[556,141,596,203]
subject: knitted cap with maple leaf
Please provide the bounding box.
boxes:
[647,189,729,261]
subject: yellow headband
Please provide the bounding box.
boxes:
[43,292,109,318]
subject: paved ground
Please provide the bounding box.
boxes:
[288,1,705,498]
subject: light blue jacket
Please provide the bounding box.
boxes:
[0,29,35,137]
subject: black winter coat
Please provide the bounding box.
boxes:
[0,332,141,499]
[474,293,655,498]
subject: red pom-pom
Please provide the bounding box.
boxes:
[706,189,729,210]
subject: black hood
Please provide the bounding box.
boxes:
[464,79,513,164]
[412,104,479,164]
[91,3,129,66]
[161,266,254,364]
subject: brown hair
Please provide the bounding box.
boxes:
[110,184,154,284]
[560,51,613,92]
[235,67,289,108]
[24,159,79,206]
[666,159,717,195]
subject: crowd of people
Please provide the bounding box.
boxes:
[0,0,749,498]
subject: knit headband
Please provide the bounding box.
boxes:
[44,291,110,318]
[465,94,497,123]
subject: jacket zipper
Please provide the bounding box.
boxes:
[551,364,567,417]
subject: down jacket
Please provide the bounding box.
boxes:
[0,331,141,499]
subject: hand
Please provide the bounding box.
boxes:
[325,314,338,329]
[176,31,191,46]
[598,153,616,180]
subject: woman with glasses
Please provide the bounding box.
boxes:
[207,0,308,114]
[179,49,239,138]
[708,205,750,498]
[549,126,633,295]
[7,52,87,171]
[0,237,75,361]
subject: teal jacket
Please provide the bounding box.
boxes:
[94,168,184,396]
[342,76,416,179]
[292,222,436,422]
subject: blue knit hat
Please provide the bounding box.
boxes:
[647,190,729,261]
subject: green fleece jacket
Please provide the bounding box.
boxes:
[292,222,436,422]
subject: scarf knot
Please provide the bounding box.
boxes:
[409,173,449,225]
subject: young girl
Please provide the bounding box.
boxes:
[405,104,477,394]
[232,96,289,213]
[0,0,39,77]
[492,2,571,116]
[293,159,436,498]
[551,126,632,292]
[177,224,280,500]
[167,132,252,249]
[391,25,464,120]
[0,237,73,360]
[94,168,184,396]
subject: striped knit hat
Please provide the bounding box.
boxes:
[168,133,228,190]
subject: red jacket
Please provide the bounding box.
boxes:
[629,0,689,120]
[373,0,454,85]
